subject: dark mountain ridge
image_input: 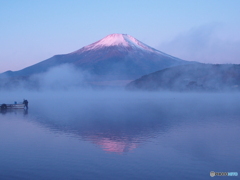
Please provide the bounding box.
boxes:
[126,64,240,91]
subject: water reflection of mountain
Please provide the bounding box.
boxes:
[31,114,169,153]
[14,93,240,154]
[26,100,175,154]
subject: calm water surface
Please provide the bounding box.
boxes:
[0,92,239,180]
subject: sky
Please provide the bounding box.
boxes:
[0,0,240,73]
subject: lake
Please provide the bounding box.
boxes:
[0,91,239,180]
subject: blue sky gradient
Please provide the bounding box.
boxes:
[1,0,240,72]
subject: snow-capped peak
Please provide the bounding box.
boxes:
[78,33,156,52]
[94,34,129,47]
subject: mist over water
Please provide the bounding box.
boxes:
[0,89,240,179]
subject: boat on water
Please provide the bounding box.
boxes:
[1,100,28,110]
[0,103,25,109]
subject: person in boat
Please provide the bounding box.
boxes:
[23,99,29,109]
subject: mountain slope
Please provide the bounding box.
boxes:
[126,64,240,91]
[2,34,190,81]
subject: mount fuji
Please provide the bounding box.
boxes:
[1,34,191,85]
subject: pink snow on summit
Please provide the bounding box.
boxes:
[95,34,129,47]
[78,33,156,52]
[70,33,182,63]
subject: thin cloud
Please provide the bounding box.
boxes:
[159,24,240,64]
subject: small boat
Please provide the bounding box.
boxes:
[1,99,28,110]
[1,103,25,110]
